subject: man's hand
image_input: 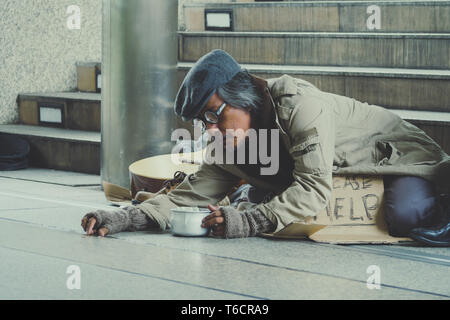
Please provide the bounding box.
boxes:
[202,204,225,237]
[81,212,109,237]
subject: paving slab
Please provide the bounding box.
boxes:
[0,177,108,207]
[0,194,62,211]
[0,246,243,300]
[114,233,450,298]
[0,220,444,300]
[0,203,448,298]
[0,170,448,300]
[0,207,92,232]
[0,168,100,187]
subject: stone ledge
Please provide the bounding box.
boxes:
[0,124,100,144]
[178,62,450,79]
[179,31,450,38]
[18,91,101,102]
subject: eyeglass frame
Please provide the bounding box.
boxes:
[192,101,227,132]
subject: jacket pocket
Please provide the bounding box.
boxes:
[376,140,440,166]
[289,128,327,176]
[376,141,402,166]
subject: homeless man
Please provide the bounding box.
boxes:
[81,49,450,245]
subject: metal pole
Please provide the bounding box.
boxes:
[101,0,178,189]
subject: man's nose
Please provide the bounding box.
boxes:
[205,123,223,139]
[205,122,219,131]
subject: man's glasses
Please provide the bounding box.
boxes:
[193,101,227,132]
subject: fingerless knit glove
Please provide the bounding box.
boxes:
[84,206,155,235]
[220,206,276,239]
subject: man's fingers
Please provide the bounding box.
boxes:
[214,217,225,224]
[203,213,223,224]
[202,208,225,228]
[207,204,219,212]
[81,217,88,231]
[97,227,109,237]
[204,206,225,237]
[86,217,97,235]
[202,216,224,228]
[203,210,223,223]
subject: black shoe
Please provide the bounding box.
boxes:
[409,221,450,247]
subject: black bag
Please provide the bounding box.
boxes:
[0,134,30,171]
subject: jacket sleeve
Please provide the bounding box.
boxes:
[136,162,240,230]
[256,95,336,232]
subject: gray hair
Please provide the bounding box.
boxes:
[216,70,262,115]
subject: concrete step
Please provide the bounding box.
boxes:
[77,62,101,93]
[18,91,101,132]
[178,63,450,112]
[285,0,444,2]
[178,31,450,69]
[184,1,450,33]
[390,109,450,154]
[0,124,100,174]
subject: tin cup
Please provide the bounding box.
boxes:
[170,207,211,236]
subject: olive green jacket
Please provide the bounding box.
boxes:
[138,75,450,232]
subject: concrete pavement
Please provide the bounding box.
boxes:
[0,168,449,300]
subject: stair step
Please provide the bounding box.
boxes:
[184,0,450,33]
[19,91,101,101]
[286,0,445,2]
[387,110,450,154]
[0,125,100,174]
[18,91,101,132]
[177,63,450,112]
[77,62,101,93]
[390,109,450,126]
[179,31,450,69]
[284,0,444,1]
[405,121,450,155]
[388,109,450,154]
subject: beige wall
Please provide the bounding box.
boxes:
[0,0,102,124]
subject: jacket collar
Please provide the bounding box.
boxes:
[251,74,291,147]
[267,75,298,99]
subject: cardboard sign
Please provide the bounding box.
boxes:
[262,175,413,244]
[314,175,384,225]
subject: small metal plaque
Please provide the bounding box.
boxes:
[38,102,64,127]
[205,9,233,31]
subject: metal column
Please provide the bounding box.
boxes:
[101,0,178,188]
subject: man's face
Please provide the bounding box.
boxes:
[199,93,252,148]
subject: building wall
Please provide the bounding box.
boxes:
[0,0,102,124]
[0,0,244,124]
